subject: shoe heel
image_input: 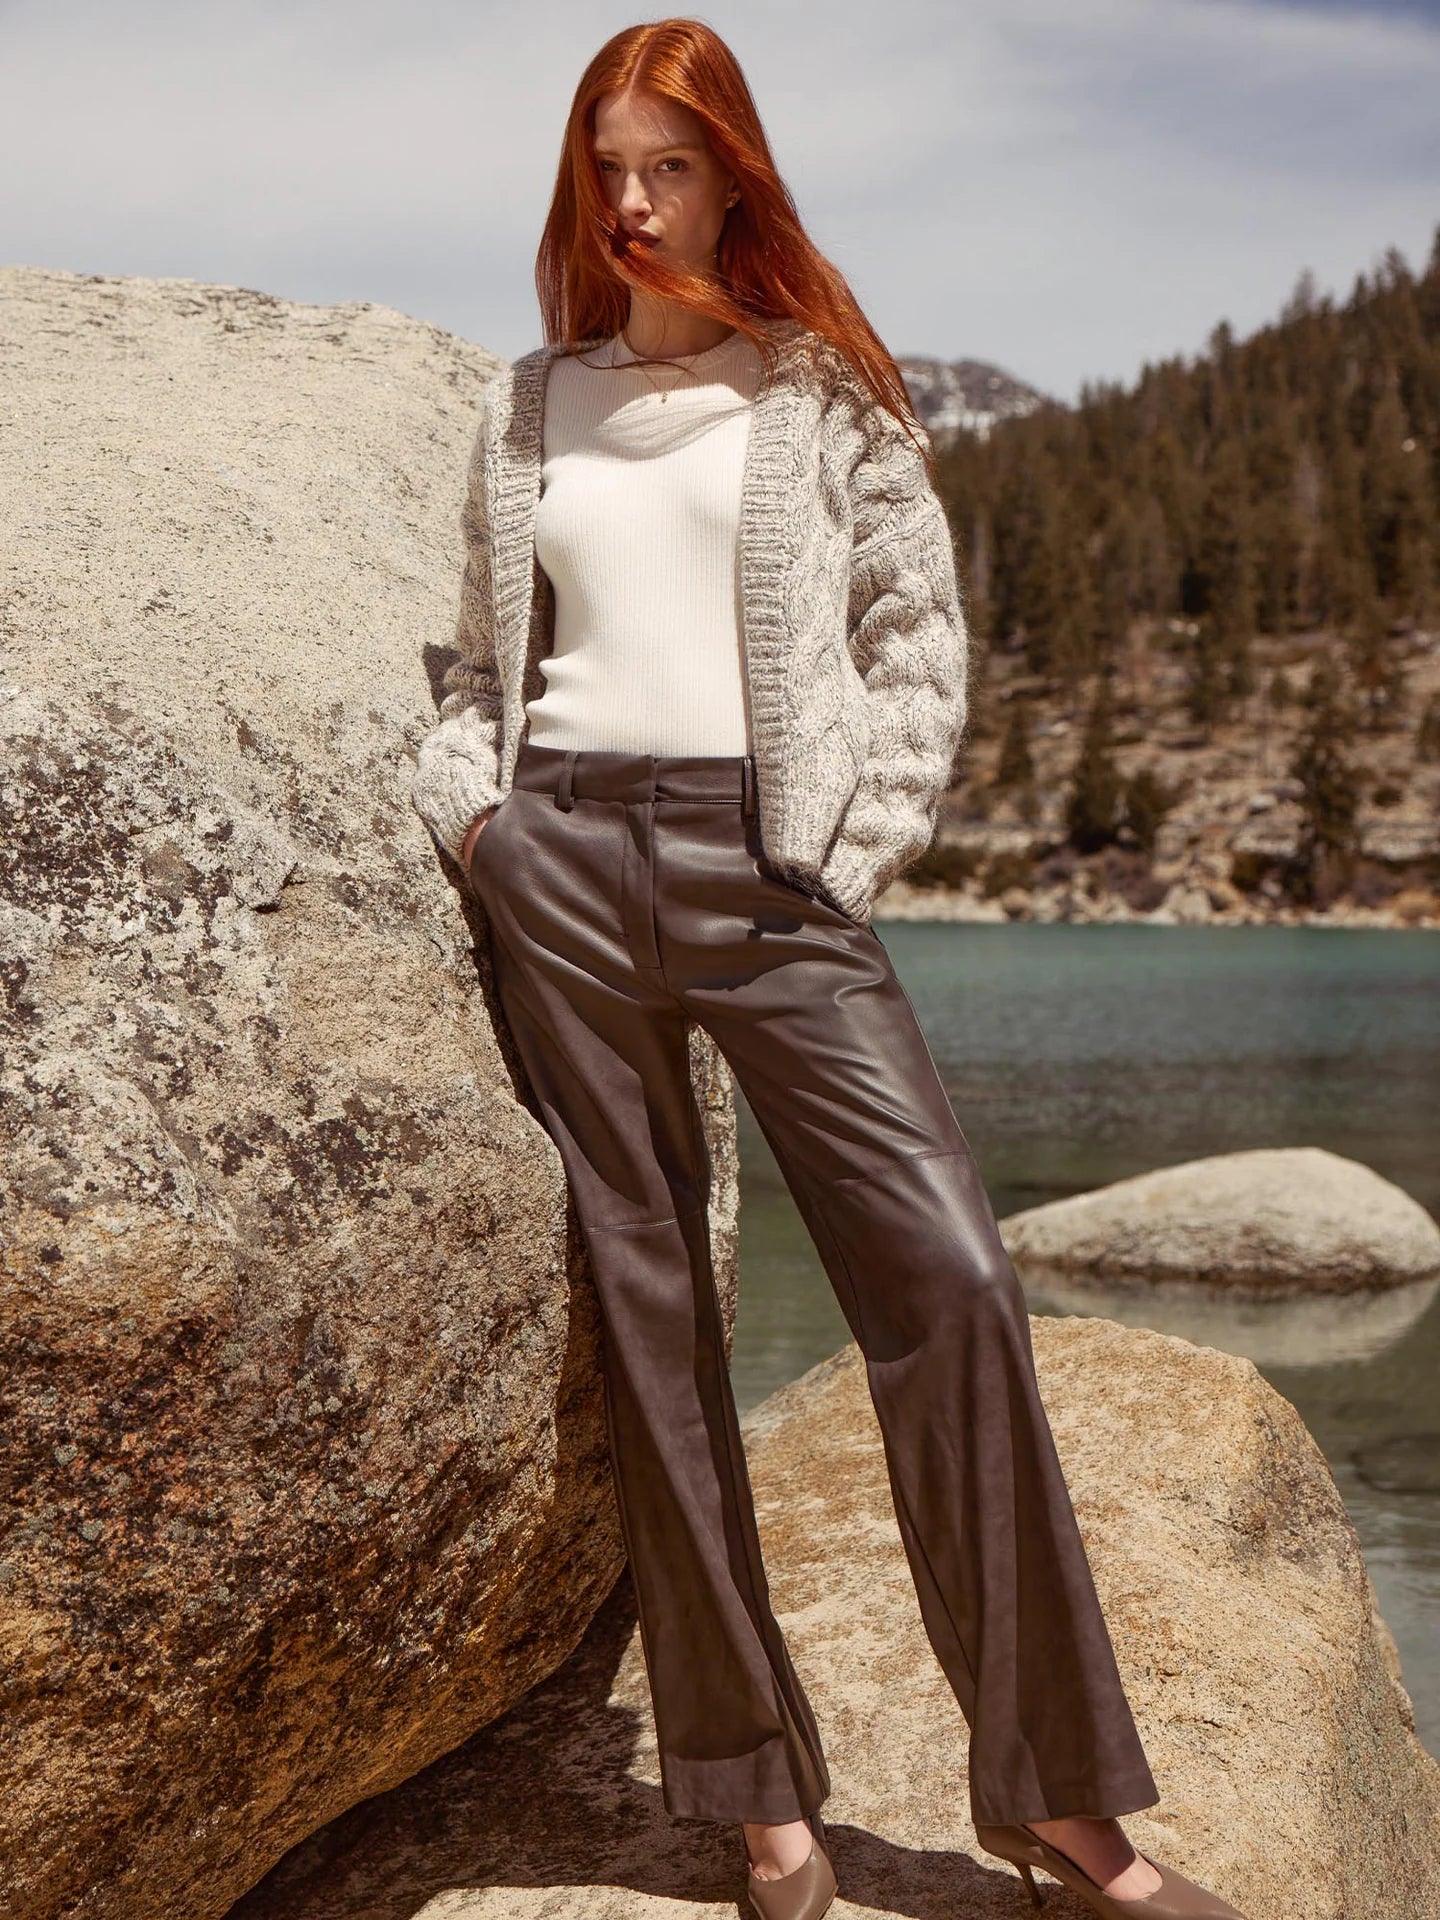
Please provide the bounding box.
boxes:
[1019,1860,1044,1908]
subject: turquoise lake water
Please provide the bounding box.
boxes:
[727,923,1440,1756]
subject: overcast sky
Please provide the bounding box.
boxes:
[2,0,1436,403]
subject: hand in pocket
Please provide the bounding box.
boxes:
[461,802,502,874]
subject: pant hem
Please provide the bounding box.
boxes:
[667,1789,831,1826]
[970,1773,1161,1827]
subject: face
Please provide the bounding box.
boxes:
[592,86,737,274]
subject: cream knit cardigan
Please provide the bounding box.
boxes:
[410,315,969,926]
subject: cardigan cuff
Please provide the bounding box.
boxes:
[411,764,504,867]
[815,843,881,925]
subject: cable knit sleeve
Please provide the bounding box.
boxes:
[409,381,507,864]
[817,398,970,922]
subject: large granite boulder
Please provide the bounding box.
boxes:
[0,265,741,1919]
[999,1146,1440,1292]
[228,1318,1440,1920]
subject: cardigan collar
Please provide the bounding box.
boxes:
[485,315,815,716]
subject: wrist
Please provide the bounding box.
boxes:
[459,811,489,867]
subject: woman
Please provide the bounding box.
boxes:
[412,20,1245,1920]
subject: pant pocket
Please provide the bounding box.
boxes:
[465,794,513,889]
[755,851,863,930]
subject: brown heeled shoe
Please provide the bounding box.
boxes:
[973,1821,1248,1919]
[745,1809,838,1920]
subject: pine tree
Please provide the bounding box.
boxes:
[1248,374,1303,621]
[1065,672,1124,852]
[1289,658,1360,906]
[1363,375,1436,623]
[1184,622,1227,733]
[1257,665,1294,778]
[1316,405,1371,631]
[1120,767,1176,855]
[1345,590,1407,731]
[1195,436,1259,702]
[993,701,1035,789]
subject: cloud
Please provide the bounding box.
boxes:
[1,0,1435,400]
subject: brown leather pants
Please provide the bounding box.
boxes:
[466,739,1158,1829]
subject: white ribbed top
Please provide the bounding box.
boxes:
[524,327,764,754]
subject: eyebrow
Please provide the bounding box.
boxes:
[593,142,705,156]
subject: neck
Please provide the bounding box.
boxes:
[620,293,735,361]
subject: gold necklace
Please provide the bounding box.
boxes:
[610,328,700,403]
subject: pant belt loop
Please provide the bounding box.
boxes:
[556,748,578,811]
[741,754,757,818]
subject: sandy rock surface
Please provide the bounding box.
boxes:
[227,1317,1440,1920]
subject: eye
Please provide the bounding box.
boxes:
[596,157,688,174]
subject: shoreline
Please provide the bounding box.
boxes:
[874,877,1440,929]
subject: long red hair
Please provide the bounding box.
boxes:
[534,17,933,471]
